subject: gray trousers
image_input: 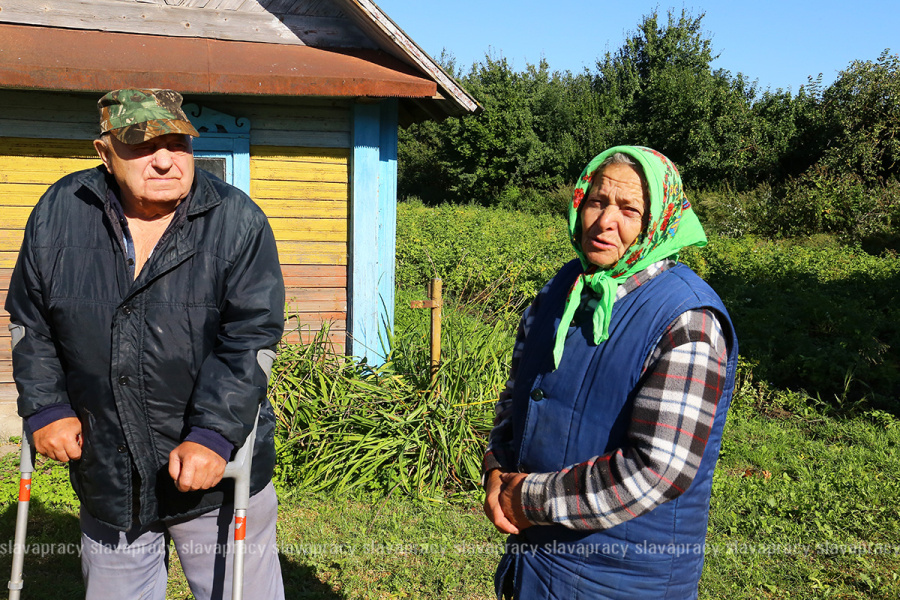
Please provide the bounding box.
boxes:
[80,482,284,600]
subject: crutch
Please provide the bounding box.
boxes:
[7,324,31,600]
[221,348,274,600]
[222,406,259,600]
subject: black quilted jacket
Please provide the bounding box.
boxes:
[6,166,284,530]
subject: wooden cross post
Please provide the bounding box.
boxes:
[410,278,443,387]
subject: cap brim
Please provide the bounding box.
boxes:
[110,119,200,144]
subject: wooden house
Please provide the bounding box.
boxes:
[0,0,479,402]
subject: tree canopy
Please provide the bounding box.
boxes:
[398,10,899,243]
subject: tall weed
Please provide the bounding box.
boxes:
[271,295,513,498]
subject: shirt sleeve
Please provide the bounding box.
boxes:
[518,308,729,530]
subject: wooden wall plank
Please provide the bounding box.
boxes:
[282,298,345,312]
[249,131,350,149]
[0,93,101,140]
[0,230,24,252]
[349,103,381,363]
[250,145,350,162]
[282,288,345,302]
[281,329,345,347]
[0,0,305,45]
[252,180,347,201]
[270,219,346,243]
[1,253,20,269]
[377,99,398,355]
[283,276,344,288]
[285,311,346,322]
[0,194,48,217]
[281,265,345,278]
[0,0,380,49]
[254,200,347,218]
[0,161,103,183]
[0,136,98,158]
[251,162,346,182]
[275,244,346,267]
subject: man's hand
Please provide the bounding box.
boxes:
[33,417,82,462]
[168,441,227,492]
[484,470,532,534]
[498,472,532,531]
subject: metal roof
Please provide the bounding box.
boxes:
[0,0,480,122]
[0,24,437,100]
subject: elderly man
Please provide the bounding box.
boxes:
[5,89,285,599]
[483,146,738,599]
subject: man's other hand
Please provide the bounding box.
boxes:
[168,441,227,492]
[33,417,82,462]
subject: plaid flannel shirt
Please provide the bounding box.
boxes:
[483,259,728,530]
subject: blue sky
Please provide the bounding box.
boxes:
[375,0,898,93]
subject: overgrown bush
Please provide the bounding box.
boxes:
[396,202,571,315]
[693,185,774,238]
[401,204,900,408]
[692,236,900,406]
[271,294,513,498]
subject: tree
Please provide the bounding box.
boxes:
[595,9,764,189]
[820,50,900,184]
[399,55,610,205]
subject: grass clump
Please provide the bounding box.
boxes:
[271,293,513,499]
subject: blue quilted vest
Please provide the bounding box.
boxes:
[496,260,738,600]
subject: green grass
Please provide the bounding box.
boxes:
[701,377,900,598]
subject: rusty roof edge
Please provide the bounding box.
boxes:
[333,0,482,118]
[0,24,437,99]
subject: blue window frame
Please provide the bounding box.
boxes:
[183,104,250,194]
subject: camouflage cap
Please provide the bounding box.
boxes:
[98,88,200,144]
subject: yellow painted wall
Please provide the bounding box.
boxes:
[0,138,99,268]
[251,145,349,348]
[250,145,349,266]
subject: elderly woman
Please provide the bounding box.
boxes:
[482,146,738,599]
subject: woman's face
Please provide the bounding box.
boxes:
[579,163,647,268]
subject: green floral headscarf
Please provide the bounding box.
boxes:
[552,146,707,368]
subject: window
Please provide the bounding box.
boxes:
[194,155,228,182]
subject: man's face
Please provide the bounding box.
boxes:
[579,163,647,268]
[94,133,194,212]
